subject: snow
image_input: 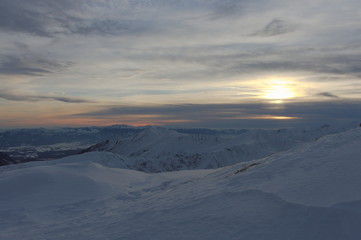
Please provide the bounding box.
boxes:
[1,128,361,239]
[84,124,354,172]
[225,128,361,206]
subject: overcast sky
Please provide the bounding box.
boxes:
[1,0,361,129]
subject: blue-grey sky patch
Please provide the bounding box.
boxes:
[0,0,85,36]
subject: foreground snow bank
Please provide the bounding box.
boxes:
[1,128,361,240]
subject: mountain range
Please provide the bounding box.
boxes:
[1,127,361,239]
[81,124,354,172]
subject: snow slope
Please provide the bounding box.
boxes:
[1,128,361,239]
[84,125,353,172]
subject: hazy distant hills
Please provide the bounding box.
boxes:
[0,125,247,161]
[0,125,142,148]
[0,125,247,148]
[0,125,142,161]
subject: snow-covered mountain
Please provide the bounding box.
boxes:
[83,124,353,172]
[1,127,361,239]
[1,123,353,164]
[0,125,246,161]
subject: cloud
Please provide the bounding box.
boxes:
[71,100,361,128]
[0,89,94,103]
[0,0,84,36]
[317,92,339,98]
[0,0,263,38]
[0,0,46,35]
[206,0,245,19]
[0,55,73,76]
[207,45,361,80]
[0,0,360,129]
[254,19,295,36]
[0,0,163,37]
[65,19,155,36]
[119,43,361,84]
[0,55,51,76]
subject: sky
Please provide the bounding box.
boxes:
[1,0,361,129]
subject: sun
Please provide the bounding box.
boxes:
[262,79,296,100]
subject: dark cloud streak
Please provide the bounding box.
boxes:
[0,89,94,103]
[0,55,73,76]
[72,100,361,128]
[317,92,339,98]
[254,19,295,37]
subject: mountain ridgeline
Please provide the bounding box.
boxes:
[0,125,247,162]
[80,124,352,172]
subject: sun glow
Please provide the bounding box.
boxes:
[262,79,296,100]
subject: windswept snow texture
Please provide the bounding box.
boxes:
[83,125,352,172]
[1,128,361,239]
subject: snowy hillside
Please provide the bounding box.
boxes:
[0,124,352,164]
[83,124,353,172]
[0,125,246,161]
[1,128,361,239]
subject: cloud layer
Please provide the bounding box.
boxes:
[0,89,93,103]
[0,0,361,128]
[71,100,361,128]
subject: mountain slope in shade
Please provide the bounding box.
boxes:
[83,125,353,172]
[0,152,16,166]
[1,128,361,239]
